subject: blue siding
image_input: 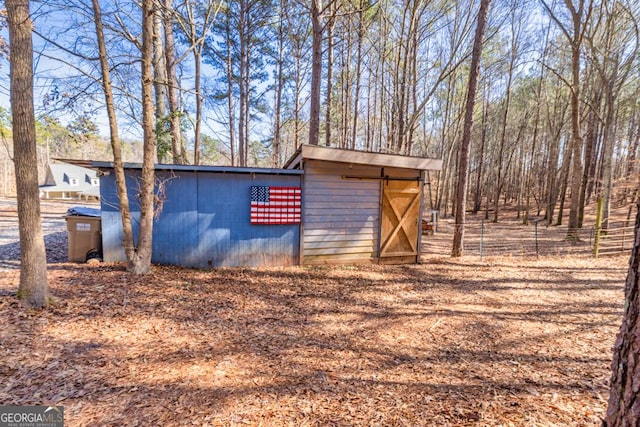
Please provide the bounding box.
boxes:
[100,169,301,268]
[152,171,200,266]
[100,171,140,263]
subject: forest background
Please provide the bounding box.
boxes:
[0,0,638,229]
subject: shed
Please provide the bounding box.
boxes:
[95,162,303,268]
[285,145,443,265]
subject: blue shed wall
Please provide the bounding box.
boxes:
[100,170,301,268]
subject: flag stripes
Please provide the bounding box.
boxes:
[250,186,301,224]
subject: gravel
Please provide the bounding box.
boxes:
[0,198,99,270]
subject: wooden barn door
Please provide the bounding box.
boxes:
[379,179,421,263]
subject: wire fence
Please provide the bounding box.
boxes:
[592,222,636,256]
[421,218,636,259]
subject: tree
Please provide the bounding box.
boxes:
[91,0,137,270]
[308,0,323,146]
[604,202,640,426]
[131,0,158,274]
[203,0,272,166]
[87,0,158,274]
[174,0,220,165]
[492,0,526,223]
[199,133,222,164]
[163,0,187,164]
[541,0,593,238]
[153,6,169,163]
[451,0,491,257]
[66,115,99,159]
[7,0,49,307]
[587,0,638,231]
[271,0,286,165]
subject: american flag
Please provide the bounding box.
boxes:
[250,186,301,224]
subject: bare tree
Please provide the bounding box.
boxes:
[587,0,638,231]
[492,0,526,223]
[131,0,158,274]
[7,0,49,307]
[272,0,286,165]
[324,1,336,147]
[91,0,136,268]
[163,0,187,164]
[452,0,491,257]
[153,7,169,163]
[308,0,323,146]
[175,0,221,165]
[541,0,594,238]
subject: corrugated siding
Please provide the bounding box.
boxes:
[100,170,301,268]
[303,160,381,264]
[100,172,137,263]
[195,173,300,267]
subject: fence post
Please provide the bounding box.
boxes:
[534,219,539,257]
[480,220,484,261]
[593,196,603,258]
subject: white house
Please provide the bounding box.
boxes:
[39,162,100,200]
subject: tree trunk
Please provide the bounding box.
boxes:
[131,0,157,275]
[377,17,387,152]
[351,2,364,150]
[600,84,616,232]
[192,49,203,165]
[7,0,49,308]
[243,39,251,165]
[525,9,552,225]
[493,44,516,223]
[473,93,489,214]
[225,18,236,166]
[566,7,585,238]
[91,0,136,266]
[341,24,352,148]
[604,202,640,426]
[451,0,490,258]
[525,80,543,225]
[272,0,285,166]
[581,87,601,224]
[325,7,335,147]
[163,0,185,164]
[238,0,247,166]
[556,143,572,226]
[308,0,322,146]
[153,8,168,163]
[294,50,302,150]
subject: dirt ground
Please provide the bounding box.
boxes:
[0,199,634,426]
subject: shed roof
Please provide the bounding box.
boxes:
[284,144,443,171]
[92,162,304,175]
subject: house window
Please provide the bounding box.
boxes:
[91,178,99,186]
[69,177,79,186]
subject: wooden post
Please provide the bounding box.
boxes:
[594,196,603,258]
[417,171,425,262]
[534,219,539,257]
[480,220,484,261]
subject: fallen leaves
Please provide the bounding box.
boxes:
[0,255,628,426]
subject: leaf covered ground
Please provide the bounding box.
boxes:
[0,254,628,426]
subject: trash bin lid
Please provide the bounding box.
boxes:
[66,206,101,217]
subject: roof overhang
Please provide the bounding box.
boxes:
[284,144,443,171]
[51,158,98,169]
[92,161,304,176]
